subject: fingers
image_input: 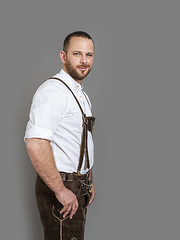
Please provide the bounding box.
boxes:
[87,186,96,207]
[87,194,94,207]
[60,198,79,219]
[69,199,78,219]
[60,205,71,218]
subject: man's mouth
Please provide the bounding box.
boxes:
[78,65,88,71]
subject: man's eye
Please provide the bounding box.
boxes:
[74,52,79,55]
[87,54,93,57]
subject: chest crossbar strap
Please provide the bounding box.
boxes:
[50,77,95,175]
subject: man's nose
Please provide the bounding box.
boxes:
[80,55,87,64]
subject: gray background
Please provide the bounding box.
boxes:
[0,0,179,239]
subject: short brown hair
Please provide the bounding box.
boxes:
[63,31,94,52]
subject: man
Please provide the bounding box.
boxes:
[25,31,96,240]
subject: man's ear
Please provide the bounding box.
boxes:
[60,51,66,64]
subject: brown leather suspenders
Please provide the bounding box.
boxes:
[50,77,95,175]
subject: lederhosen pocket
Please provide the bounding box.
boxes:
[52,179,81,221]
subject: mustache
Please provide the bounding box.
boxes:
[77,64,90,68]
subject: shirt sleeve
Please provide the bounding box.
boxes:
[24,83,67,141]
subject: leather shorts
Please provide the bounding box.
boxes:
[35,173,92,240]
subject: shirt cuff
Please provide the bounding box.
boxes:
[24,126,53,142]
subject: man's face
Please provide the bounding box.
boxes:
[61,37,94,83]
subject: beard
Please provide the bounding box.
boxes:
[65,61,92,81]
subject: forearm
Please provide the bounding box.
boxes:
[25,138,64,194]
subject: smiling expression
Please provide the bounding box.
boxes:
[60,37,94,83]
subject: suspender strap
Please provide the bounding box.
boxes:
[78,119,90,171]
[50,77,92,174]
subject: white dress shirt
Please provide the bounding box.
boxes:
[25,69,94,174]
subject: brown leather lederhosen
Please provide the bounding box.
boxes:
[35,77,95,240]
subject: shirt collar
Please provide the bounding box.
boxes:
[56,69,84,90]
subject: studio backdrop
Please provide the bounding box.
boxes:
[0,0,179,240]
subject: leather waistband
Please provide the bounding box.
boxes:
[59,171,89,181]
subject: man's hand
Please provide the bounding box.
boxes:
[87,183,96,207]
[55,187,79,219]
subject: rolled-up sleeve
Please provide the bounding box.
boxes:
[24,83,67,141]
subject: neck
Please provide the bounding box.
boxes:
[75,79,82,84]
